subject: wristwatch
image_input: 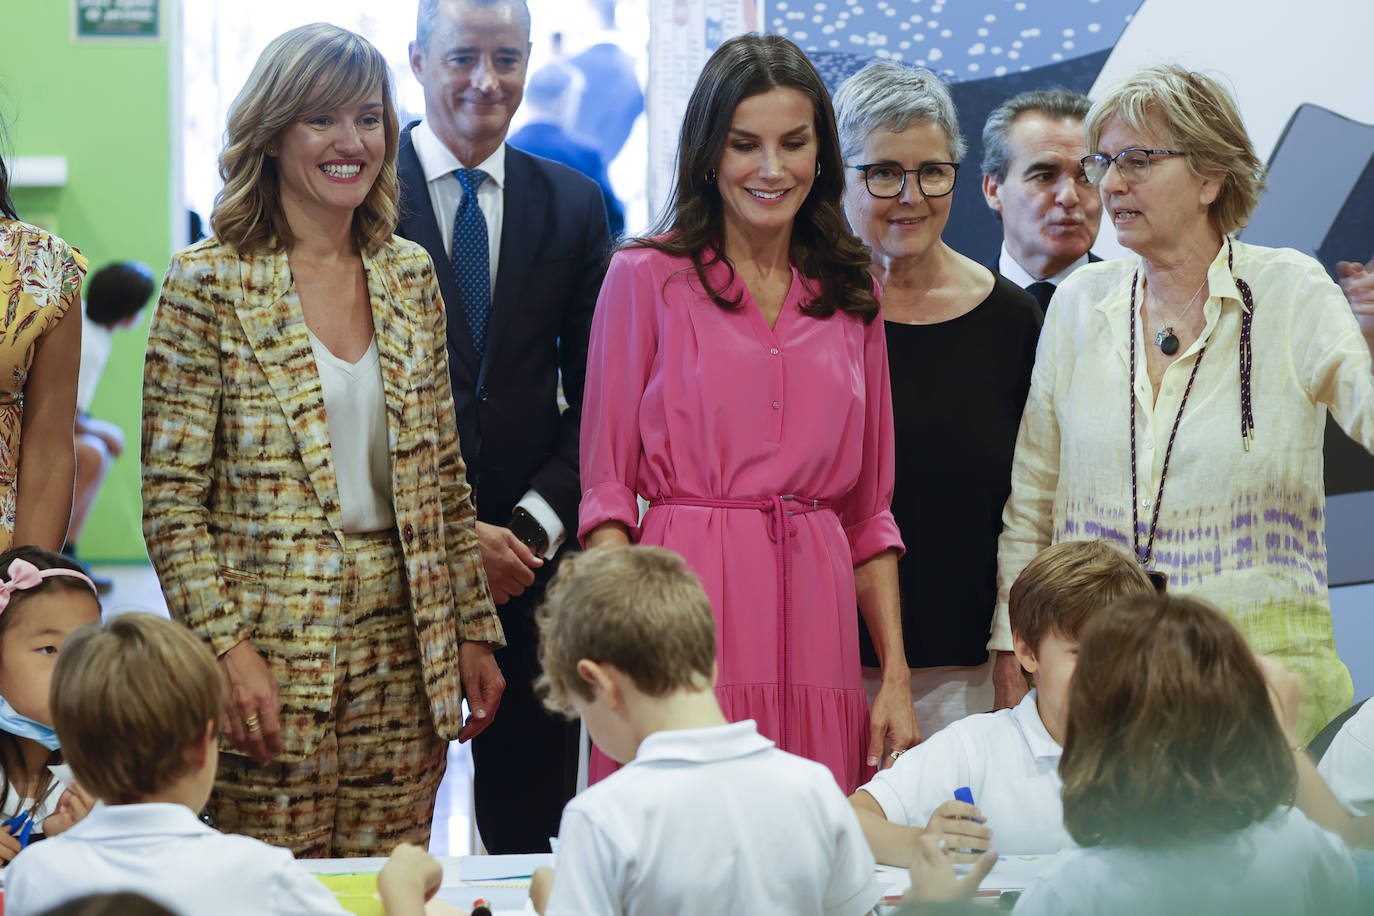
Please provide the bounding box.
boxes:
[507,506,550,557]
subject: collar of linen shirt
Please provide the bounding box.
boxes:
[626,720,774,767]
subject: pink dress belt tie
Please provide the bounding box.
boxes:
[648,494,833,747]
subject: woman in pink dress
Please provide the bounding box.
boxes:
[579,34,916,792]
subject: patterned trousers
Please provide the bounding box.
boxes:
[210,531,447,857]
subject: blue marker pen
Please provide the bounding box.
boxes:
[950,786,986,855]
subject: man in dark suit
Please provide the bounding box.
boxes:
[980,89,1103,313]
[401,0,610,853]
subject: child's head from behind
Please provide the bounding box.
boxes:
[1008,540,1153,741]
[52,613,223,805]
[85,261,155,329]
[536,546,716,760]
[0,546,101,728]
[1060,593,1295,848]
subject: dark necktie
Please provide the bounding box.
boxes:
[1027,280,1056,311]
[452,168,491,358]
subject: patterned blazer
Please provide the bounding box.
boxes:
[141,235,504,761]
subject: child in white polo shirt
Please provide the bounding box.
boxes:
[850,540,1154,866]
[530,546,880,916]
[904,593,1357,915]
[6,613,442,916]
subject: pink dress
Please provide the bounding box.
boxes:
[579,246,903,792]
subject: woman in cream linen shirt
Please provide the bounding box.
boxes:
[141,24,503,856]
[992,64,1374,744]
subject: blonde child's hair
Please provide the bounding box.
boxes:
[536,546,716,715]
[1009,539,1155,651]
[52,613,223,804]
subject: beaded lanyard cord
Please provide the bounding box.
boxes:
[1129,237,1256,569]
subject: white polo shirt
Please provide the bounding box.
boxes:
[546,720,880,916]
[1318,701,1374,816]
[859,690,1069,854]
[6,803,346,916]
[1012,808,1356,916]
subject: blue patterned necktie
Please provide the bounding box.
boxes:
[452,168,491,358]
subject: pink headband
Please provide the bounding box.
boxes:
[0,558,97,614]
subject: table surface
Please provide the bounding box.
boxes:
[299,851,1059,914]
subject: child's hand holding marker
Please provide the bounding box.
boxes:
[923,786,992,863]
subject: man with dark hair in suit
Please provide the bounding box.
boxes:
[401,0,610,854]
[981,88,1103,314]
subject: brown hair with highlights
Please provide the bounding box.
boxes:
[211,23,400,255]
[1009,539,1153,652]
[536,546,716,715]
[52,613,224,804]
[1060,593,1296,848]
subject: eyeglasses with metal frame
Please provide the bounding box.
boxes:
[1079,148,1187,185]
[849,161,959,199]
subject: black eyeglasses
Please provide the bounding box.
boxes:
[849,161,959,199]
[1080,148,1187,185]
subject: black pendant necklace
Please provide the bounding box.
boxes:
[1148,273,1207,355]
[1154,327,1180,355]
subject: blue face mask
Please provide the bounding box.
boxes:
[0,695,59,751]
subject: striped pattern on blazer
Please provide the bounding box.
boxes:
[141,235,503,761]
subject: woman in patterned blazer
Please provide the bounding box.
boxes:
[141,24,505,857]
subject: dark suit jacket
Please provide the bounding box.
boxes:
[397,123,611,533]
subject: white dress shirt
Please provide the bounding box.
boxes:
[410,119,504,297]
[6,803,347,915]
[859,689,1070,855]
[307,330,395,533]
[547,720,880,916]
[1318,700,1374,816]
[1012,808,1356,916]
[411,119,565,557]
[997,243,1090,289]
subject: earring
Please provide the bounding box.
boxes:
[266,145,278,157]
[816,162,822,177]
[706,168,717,184]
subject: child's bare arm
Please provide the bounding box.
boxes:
[850,790,924,867]
[1256,655,1358,845]
[530,865,555,915]
[377,843,444,916]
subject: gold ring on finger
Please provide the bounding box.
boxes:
[245,713,262,732]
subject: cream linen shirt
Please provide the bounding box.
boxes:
[992,239,1374,742]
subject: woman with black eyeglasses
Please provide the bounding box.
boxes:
[994,64,1374,745]
[834,62,1042,739]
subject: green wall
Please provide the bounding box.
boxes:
[2,3,172,561]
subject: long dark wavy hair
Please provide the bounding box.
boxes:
[633,33,877,322]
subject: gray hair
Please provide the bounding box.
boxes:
[981,88,1090,181]
[416,0,531,51]
[833,61,965,164]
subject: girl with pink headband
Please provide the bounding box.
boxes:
[0,546,99,857]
